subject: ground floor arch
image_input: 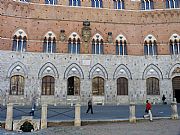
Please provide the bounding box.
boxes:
[172,76,180,103]
[67,76,80,95]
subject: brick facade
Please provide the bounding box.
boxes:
[0,0,180,105]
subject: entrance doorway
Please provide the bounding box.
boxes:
[172,76,180,103]
[67,76,80,95]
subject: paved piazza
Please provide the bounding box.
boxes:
[0,119,180,135]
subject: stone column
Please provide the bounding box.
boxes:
[41,104,48,129]
[74,103,81,126]
[171,98,178,119]
[5,103,13,130]
[129,102,136,123]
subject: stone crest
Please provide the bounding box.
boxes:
[60,30,66,42]
[82,21,91,42]
[107,32,113,43]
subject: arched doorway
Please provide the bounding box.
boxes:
[67,76,80,95]
[172,76,180,103]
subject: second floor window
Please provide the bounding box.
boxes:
[144,41,157,55]
[92,34,104,54]
[114,0,125,9]
[92,0,103,8]
[170,40,180,55]
[43,37,56,53]
[141,0,154,10]
[115,35,127,55]
[69,0,81,6]
[166,0,179,8]
[68,38,80,54]
[12,35,27,52]
[45,0,57,5]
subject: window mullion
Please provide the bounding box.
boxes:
[177,42,180,54]
[144,0,146,10]
[95,42,97,54]
[99,42,100,54]
[147,43,149,55]
[173,0,175,8]
[76,41,78,54]
[169,0,171,8]
[173,42,175,55]
[120,0,122,9]
[152,42,154,56]
[16,38,19,51]
[51,40,53,53]
[71,41,73,54]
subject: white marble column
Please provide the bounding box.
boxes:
[74,103,81,126]
[5,103,13,130]
[41,104,48,129]
[129,102,136,123]
[171,98,178,119]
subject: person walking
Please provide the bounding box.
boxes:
[86,99,93,114]
[143,100,153,121]
[29,98,36,116]
[162,94,167,104]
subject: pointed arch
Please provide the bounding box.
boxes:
[113,64,132,80]
[92,33,103,40]
[142,64,163,80]
[7,61,28,78]
[64,63,84,79]
[89,63,108,79]
[38,62,59,79]
[168,63,180,79]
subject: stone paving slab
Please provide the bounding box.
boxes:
[1,119,180,135]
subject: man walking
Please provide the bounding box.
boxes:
[86,99,93,114]
[143,100,153,121]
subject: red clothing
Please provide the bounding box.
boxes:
[146,102,152,110]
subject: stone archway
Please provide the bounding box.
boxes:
[13,117,40,131]
[172,76,180,103]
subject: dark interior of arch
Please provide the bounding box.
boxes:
[20,121,34,132]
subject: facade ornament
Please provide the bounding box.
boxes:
[173,67,180,74]
[82,21,91,42]
[60,30,66,42]
[107,32,113,43]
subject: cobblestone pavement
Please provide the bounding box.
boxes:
[1,119,180,135]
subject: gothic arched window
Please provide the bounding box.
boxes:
[92,34,104,54]
[91,0,103,8]
[144,35,157,55]
[166,0,179,8]
[45,0,57,5]
[117,77,128,95]
[12,30,27,52]
[68,33,81,54]
[115,35,127,55]
[141,0,154,10]
[92,77,104,95]
[146,77,160,95]
[114,0,125,9]
[10,75,25,95]
[169,34,180,55]
[43,32,56,53]
[42,76,55,95]
[69,0,81,6]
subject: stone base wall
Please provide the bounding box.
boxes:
[0,51,179,105]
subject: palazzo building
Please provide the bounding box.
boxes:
[0,0,180,105]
